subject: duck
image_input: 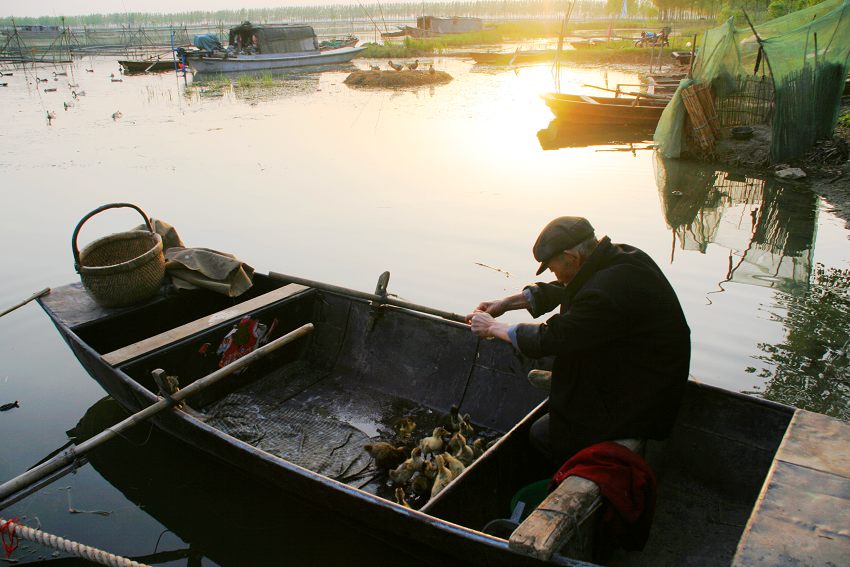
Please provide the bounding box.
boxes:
[442,451,466,478]
[392,417,416,442]
[394,487,412,509]
[365,442,407,470]
[428,64,436,75]
[112,110,122,119]
[471,438,487,460]
[46,110,56,120]
[72,90,86,98]
[63,101,74,110]
[410,472,432,496]
[86,68,94,72]
[369,64,380,71]
[447,431,466,455]
[388,60,403,72]
[43,87,57,92]
[455,441,475,467]
[421,458,438,480]
[0,401,20,412]
[53,71,67,76]
[111,77,123,83]
[68,83,79,88]
[430,454,454,499]
[406,59,419,71]
[36,77,48,83]
[418,426,449,455]
[0,83,7,87]
[389,447,423,485]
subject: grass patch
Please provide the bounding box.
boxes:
[838,110,850,128]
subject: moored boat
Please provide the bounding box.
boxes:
[185,23,364,73]
[30,269,850,565]
[118,57,177,73]
[542,92,668,126]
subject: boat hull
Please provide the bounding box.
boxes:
[118,59,176,73]
[542,93,667,126]
[187,46,364,73]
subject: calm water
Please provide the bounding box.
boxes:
[0,55,848,564]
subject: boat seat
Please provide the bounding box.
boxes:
[101,283,308,366]
[508,438,645,561]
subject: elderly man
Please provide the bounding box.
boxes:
[468,217,690,465]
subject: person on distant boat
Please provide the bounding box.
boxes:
[467,216,690,466]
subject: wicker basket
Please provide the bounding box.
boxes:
[72,203,165,308]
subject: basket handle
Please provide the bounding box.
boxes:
[72,203,154,270]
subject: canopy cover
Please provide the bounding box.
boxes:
[655,0,850,161]
[228,22,318,54]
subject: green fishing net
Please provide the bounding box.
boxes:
[655,0,850,162]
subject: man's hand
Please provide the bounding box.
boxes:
[468,311,510,342]
[469,299,507,320]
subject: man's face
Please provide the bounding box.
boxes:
[547,250,582,284]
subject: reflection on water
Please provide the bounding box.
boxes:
[654,155,817,293]
[748,266,850,420]
[537,119,653,150]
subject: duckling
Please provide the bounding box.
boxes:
[422,458,438,480]
[418,426,449,455]
[406,59,419,71]
[369,64,380,71]
[471,438,487,460]
[410,472,432,496]
[442,451,466,478]
[447,431,466,455]
[389,447,423,485]
[0,400,20,412]
[112,110,122,119]
[430,454,453,499]
[364,442,407,470]
[428,64,436,75]
[454,439,475,467]
[460,413,475,437]
[392,417,416,442]
[394,487,412,509]
[388,60,403,72]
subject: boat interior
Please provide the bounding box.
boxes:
[47,274,796,565]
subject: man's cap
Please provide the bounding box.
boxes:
[533,216,595,275]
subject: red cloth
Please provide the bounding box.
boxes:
[549,441,656,552]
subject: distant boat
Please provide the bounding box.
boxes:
[118,58,177,73]
[382,16,485,39]
[185,23,364,73]
[542,92,668,126]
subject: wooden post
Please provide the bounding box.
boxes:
[0,323,313,505]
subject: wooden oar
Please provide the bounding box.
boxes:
[0,287,50,319]
[0,323,313,506]
[269,272,469,325]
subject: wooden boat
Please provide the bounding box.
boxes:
[542,93,668,126]
[185,23,364,73]
[118,58,176,73]
[35,272,850,565]
[319,35,358,51]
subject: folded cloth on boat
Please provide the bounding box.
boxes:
[164,247,254,297]
[549,441,657,553]
[134,218,254,297]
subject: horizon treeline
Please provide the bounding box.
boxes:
[0,0,822,28]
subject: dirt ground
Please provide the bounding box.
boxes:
[800,100,850,228]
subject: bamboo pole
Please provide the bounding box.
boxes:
[0,323,313,505]
[269,272,469,325]
[0,288,50,319]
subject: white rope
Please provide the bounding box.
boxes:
[0,517,147,567]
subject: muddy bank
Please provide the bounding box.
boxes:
[344,69,452,88]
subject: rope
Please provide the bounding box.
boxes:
[0,517,147,567]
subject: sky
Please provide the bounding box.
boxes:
[1,0,413,18]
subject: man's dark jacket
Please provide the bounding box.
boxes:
[515,237,690,459]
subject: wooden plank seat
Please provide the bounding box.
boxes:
[509,437,644,561]
[102,284,309,366]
